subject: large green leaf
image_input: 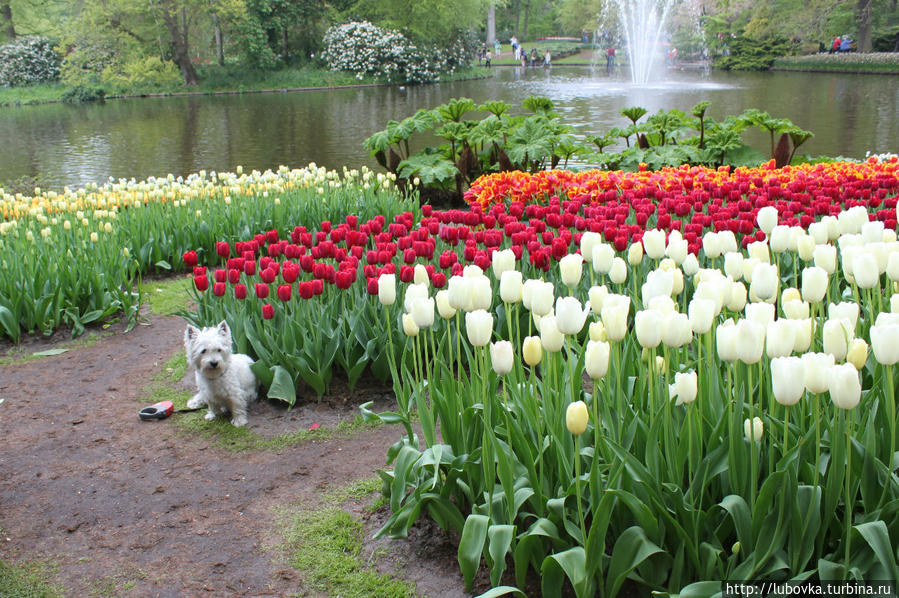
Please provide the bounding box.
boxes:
[266,365,296,407]
[396,153,458,187]
[487,524,516,587]
[459,514,489,591]
[541,547,591,598]
[855,521,899,581]
[604,526,665,598]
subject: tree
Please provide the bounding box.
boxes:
[856,0,873,51]
[347,0,488,44]
[150,0,201,85]
[1,1,15,39]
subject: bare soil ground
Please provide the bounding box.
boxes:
[0,313,471,597]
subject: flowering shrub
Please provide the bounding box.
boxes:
[0,36,61,87]
[320,21,472,83]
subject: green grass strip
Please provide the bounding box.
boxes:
[0,559,63,598]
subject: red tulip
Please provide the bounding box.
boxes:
[234,284,247,299]
[194,275,208,292]
[214,269,226,283]
[228,269,240,284]
[216,242,230,258]
[213,282,226,297]
[262,304,275,319]
[277,284,292,301]
[182,250,198,267]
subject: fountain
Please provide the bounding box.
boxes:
[611,0,675,84]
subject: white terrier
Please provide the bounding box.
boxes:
[184,321,258,427]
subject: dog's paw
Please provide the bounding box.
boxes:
[231,414,248,427]
[204,411,217,421]
[187,394,207,409]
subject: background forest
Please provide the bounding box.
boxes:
[0,0,896,88]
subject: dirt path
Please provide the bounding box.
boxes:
[0,315,469,597]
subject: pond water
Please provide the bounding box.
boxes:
[1,66,897,190]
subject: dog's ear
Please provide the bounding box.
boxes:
[184,325,200,347]
[217,320,231,339]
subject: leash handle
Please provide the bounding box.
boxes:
[139,401,174,420]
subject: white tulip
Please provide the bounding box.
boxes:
[702,231,722,258]
[783,298,810,320]
[744,417,764,442]
[555,296,589,335]
[661,312,693,348]
[470,276,492,311]
[560,253,584,288]
[852,252,880,289]
[521,278,541,311]
[813,244,837,273]
[887,252,899,282]
[771,356,805,406]
[609,257,627,284]
[448,275,472,311]
[539,315,564,352]
[635,309,663,348]
[378,273,396,306]
[404,282,429,314]
[410,296,435,329]
[600,294,631,341]
[648,295,676,315]
[530,281,554,316]
[682,254,699,276]
[792,318,813,353]
[736,318,765,365]
[750,262,779,302]
[465,309,493,347]
[584,340,610,379]
[797,234,816,262]
[745,302,775,329]
[828,302,859,330]
[413,263,429,286]
[802,352,835,394]
[500,270,523,303]
[801,266,828,303]
[490,341,514,375]
[402,313,419,337]
[641,268,674,306]
[491,248,516,279]
[580,232,601,263]
[823,318,854,362]
[592,243,615,274]
[757,206,778,235]
[463,264,484,278]
[870,322,899,365]
[588,320,607,342]
[669,370,698,406]
[642,229,666,259]
[724,252,744,281]
[808,221,829,245]
[588,285,608,314]
[829,363,861,409]
[861,220,885,244]
[718,230,738,253]
[522,335,543,366]
[766,319,796,358]
[747,240,770,264]
[726,281,748,312]
[436,290,456,319]
[716,318,738,362]
[627,242,644,266]
[688,297,716,334]
[666,238,688,265]
[769,225,791,253]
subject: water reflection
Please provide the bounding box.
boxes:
[0,67,896,190]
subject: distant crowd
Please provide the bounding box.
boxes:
[477,36,553,68]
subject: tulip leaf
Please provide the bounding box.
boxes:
[671,581,722,598]
[487,524,516,587]
[542,547,591,598]
[514,518,559,587]
[458,514,489,591]
[249,361,274,388]
[855,521,899,581]
[154,260,172,270]
[604,526,664,598]
[474,586,526,598]
[266,365,296,407]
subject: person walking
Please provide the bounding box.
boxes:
[485,50,492,68]
[543,49,552,67]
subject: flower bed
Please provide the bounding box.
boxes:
[772,52,899,73]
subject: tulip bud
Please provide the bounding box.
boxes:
[413,263,429,286]
[592,244,615,274]
[584,340,610,379]
[436,290,456,319]
[750,263,779,303]
[490,341,514,375]
[655,355,667,374]
[566,400,589,435]
[635,309,663,348]
[828,302,859,330]
[522,336,543,366]
[736,318,765,365]
[580,232,601,263]
[716,318,738,362]
[766,319,796,358]
[847,338,868,370]
[797,234,816,262]
[792,318,813,353]
[782,287,801,303]
[402,313,419,337]
[588,285,608,314]
[802,352,835,394]
[522,278,539,311]
[757,206,778,235]
[743,417,764,442]
[771,356,805,406]
[809,222,829,245]
[609,257,627,284]
[823,318,853,362]
[813,244,837,274]
[448,275,470,311]
[782,299,810,320]
[500,270,523,303]
[627,242,643,266]
[829,363,861,409]
[887,253,899,282]
[852,253,880,289]
[801,267,828,303]
[539,315,564,353]
[769,225,791,253]
[641,269,674,306]
[378,273,396,306]
[745,302,775,329]
[642,229,666,259]
[600,295,631,341]
[492,249,516,279]
[403,282,429,313]
[724,252,744,281]
[588,321,607,342]
[862,221,885,244]
[688,298,716,334]
[870,322,899,365]
[410,297,435,329]
[726,281,748,312]
[560,253,584,288]
[463,264,484,278]
[661,312,693,348]
[668,370,697,406]
[747,241,770,264]
[666,238,688,265]
[702,231,722,258]
[465,309,493,347]
[530,281,554,316]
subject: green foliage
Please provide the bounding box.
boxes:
[714,35,796,71]
[0,559,62,598]
[99,56,182,94]
[59,85,105,103]
[0,35,60,86]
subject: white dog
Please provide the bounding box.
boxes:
[184,321,258,427]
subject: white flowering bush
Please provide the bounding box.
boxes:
[0,36,61,87]
[321,21,473,84]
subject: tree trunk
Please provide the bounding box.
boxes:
[512,0,520,37]
[522,0,530,42]
[160,3,199,85]
[212,12,224,66]
[487,2,495,46]
[1,0,15,40]
[856,0,873,52]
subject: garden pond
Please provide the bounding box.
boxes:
[1,66,897,190]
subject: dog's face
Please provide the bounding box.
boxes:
[184,321,233,379]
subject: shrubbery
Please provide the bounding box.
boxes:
[99,56,182,94]
[321,21,474,84]
[0,36,61,87]
[713,35,795,70]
